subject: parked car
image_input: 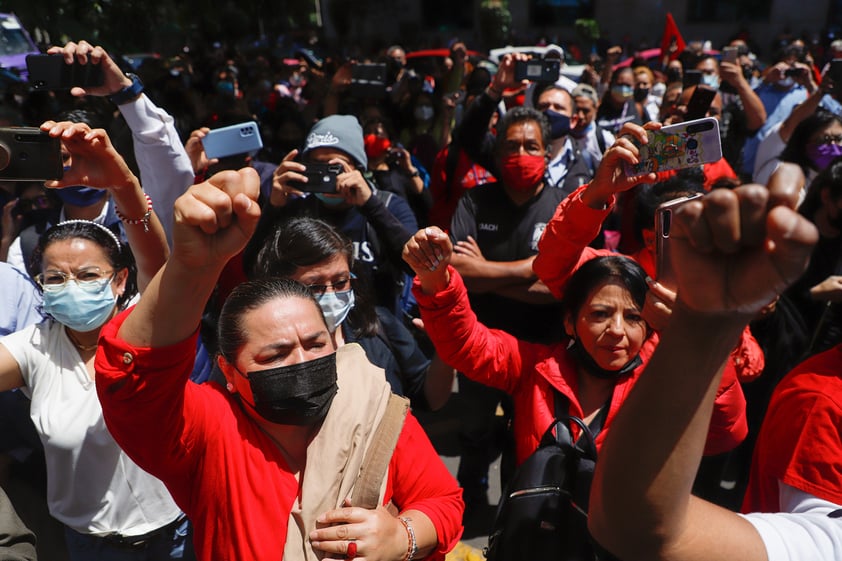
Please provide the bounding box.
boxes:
[0,13,40,79]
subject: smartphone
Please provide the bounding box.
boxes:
[684,86,717,121]
[829,59,842,86]
[0,128,63,181]
[625,117,722,178]
[350,63,387,98]
[784,67,804,78]
[683,69,702,87]
[514,59,561,83]
[721,46,739,65]
[26,54,104,90]
[290,162,343,193]
[655,194,703,289]
[201,122,263,160]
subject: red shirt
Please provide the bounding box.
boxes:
[742,344,842,512]
[95,309,463,561]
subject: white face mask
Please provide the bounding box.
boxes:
[778,77,795,89]
[316,289,355,333]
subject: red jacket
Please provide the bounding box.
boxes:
[413,268,747,464]
[95,309,463,561]
[533,184,764,382]
[742,344,842,513]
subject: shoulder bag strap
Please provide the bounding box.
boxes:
[351,393,410,509]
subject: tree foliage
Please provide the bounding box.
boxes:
[3,0,318,54]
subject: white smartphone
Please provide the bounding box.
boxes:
[625,117,722,177]
[201,121,263,159]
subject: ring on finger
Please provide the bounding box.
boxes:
[346,539,358,560]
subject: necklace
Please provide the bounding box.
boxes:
[66,329,98,352]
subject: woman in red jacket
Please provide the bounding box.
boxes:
[403,227,746,465]
[95,170,464,561]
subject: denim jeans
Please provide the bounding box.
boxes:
[64,516,195,561]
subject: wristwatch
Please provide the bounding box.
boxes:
[107,73,144,105]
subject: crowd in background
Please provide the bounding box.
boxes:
[0,20,839,561]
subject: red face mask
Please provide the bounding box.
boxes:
[364,134,391,159]
[499,153,546,192]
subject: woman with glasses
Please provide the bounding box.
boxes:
[0,121,192,560]
[245,216,455,411]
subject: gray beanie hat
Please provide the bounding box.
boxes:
[302,115,367,168]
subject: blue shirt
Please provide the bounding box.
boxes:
[0,262,43,337]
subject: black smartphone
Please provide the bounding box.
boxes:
[829,59,842,87]
[350,63,387,98]
[290,162,343,193]
[784,67,804,78]
[0,128,63,181]
[514,59,561,83]
[26,54,104,91]
[684,86,717,121]
[683,70,702,87]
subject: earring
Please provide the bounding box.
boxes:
[226,382,235,393]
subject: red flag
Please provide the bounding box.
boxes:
[660,13,686,62]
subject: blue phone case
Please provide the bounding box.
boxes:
[201,121,263,159]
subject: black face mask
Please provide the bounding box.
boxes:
[633,86,650,102]
[568,338,643,380]
[238,353,338,426]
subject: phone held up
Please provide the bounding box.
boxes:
[200,122,263,160]
[624,117,722,178]
[0,128,63,181]
[289,162,343,194]
[514,59,561,83]
[26,54,104,91]
[683,86,717,121]
[655,193,703,290]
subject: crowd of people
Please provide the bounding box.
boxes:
[0,24,839,561]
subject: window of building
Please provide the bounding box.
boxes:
[530,0,594,26]
[686,0,771,22]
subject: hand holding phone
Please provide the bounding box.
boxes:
[655,194,703,289]
[624,117,722,178]
[0,128,63,181]
[201,122,263,160]
[289,162,343,193]
[514,59,561,83]
[26,54,104,91]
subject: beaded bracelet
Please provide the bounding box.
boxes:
[398,516,417,561]
[116,194,153,233]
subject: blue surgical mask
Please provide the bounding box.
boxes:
[543,109,571,140]
[42,278,116,332]
[701,74,720,90]
[611,85,633,100]
[316,289,355,333]
[55,186,107,207]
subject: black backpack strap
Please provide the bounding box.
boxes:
[595,124,608,154]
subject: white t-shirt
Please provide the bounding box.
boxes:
[1,319,180,536]
[742,484,842,561]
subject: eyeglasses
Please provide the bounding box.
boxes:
[306,273,356,298]
[35,267,114,293]
[814,134,842,145]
